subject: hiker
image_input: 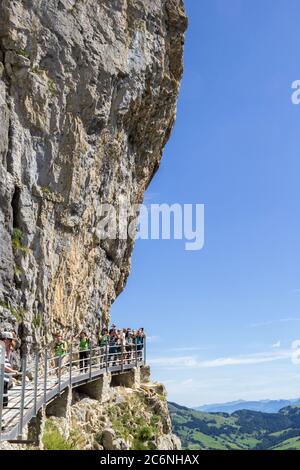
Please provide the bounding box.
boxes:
[109,324,117,335]
[99,328,109,365]
[1,332,18,409]
[135,328,145,361]
[79,331,89,373]
[122,328,127,343]
[108,329,119,365]
[125,329,134,363]
[10,331,19,370]
[53,332,67,377]
[116,330,123,364]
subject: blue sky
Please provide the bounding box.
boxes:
[112,0,300,407]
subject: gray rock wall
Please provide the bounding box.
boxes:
[0,0,187,352]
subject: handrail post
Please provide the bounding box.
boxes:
[0,342,5,441]
[18,355,27,439]
[105,343,108,373]
[89,339,92,380]
[135,341,138,367]
[33,352,39,417]
[96,345,100,370]
[43,349,48,405]
[121,342,124,372]
[58,356,62,392]
[69,345,72,387]
[144,336,146,365]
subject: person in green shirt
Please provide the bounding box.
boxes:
[79,331,89,373]
[54,332,68,377]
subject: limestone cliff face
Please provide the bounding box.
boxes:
[0,0,187,350]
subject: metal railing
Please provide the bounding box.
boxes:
[0,337,146,442]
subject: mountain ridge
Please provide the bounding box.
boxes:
[195,398,300,414]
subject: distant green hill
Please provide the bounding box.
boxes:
[168,402,300,450]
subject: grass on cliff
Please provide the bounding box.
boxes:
[0,300,25,322]
[16,49,30,59]
[106,394,161,450]
[12,228,30,254]
[42,419,83,450]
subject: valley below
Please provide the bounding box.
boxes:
[169,402,300,450]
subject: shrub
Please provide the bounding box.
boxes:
[16,49,30,59]
[132,439,148,450]
[42,420,75,450]
[150,415,160,427]
[32,313,42,328]
[41,186,51,195]
[0,300,25,322]
[12,228,30,253]
[136,425,154,441]
[12,228,23,251]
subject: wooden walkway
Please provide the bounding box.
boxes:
[0,346,144,442]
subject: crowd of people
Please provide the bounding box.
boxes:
[54,325,146,373]
[99,325,145,353]
[99,325,145,367]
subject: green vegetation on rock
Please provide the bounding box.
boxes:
[0,300,25,322]
[16,49,30,59]
[42,419,83,450]
[107,393,162,450]
[43,420,74,450]
[12,228,30,254]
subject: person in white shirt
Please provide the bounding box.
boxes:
[1,332,16,408]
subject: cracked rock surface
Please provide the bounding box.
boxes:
[0,0,187,352]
